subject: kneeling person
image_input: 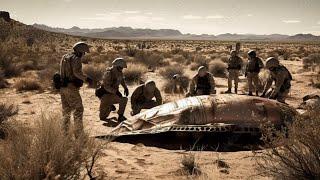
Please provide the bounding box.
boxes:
[187,66,216,97]
[131,80,162,115]
[261,57,292,103]
[100,58,129,122]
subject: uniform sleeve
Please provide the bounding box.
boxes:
[272,72,286,96]
[154,88,163,105]
[103,71,117,94]
[120,76,128,89]
[188,76,197,95]
[209,74,216,93]
[71,58,86,81]
[238,57,243,69]
[131,86,142,103]
[258,58,264,68]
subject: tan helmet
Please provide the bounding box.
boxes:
[73,42,91,53]
[145,80,156,92]
[112,58,127,68]
[266,57,279,69]
[197,66,207,73]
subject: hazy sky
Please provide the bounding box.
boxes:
[1,0,320,35]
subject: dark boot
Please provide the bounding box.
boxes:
[248,91,253,96]
[225,88,232,94]
[118,114,127,122]
[234,88,238,94]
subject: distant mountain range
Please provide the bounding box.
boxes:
[33,23,320,41]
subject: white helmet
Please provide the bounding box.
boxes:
[73,42,91,53]
[266,57,279,69]
[112,58,127,68]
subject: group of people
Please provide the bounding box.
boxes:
[58,42,292,136]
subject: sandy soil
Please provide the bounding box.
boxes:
[1,59,319,179]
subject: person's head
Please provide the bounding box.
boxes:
[265,57,280,71]
[112,58,127,71]
[197,66,208,77]
[248,50,256,59]
[73,42,91,57]
[144,80,156,92]
[230,50,237,57]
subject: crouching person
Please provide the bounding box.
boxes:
[261,57,292,103]
[186,66,216,97]
[99,58,129,122]
[131,80,162,116]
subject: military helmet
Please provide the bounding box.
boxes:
[248,50,256,57]
[145,80,156,92]
[197,66,207,73]
[73,42,91,53]
[266,57,279,69]
[112,58,127,68]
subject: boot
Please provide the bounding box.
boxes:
[234,88,238,94]
[225,88,232,94]
[118,114,127,122]
[256,91,259,96]
[248,91,253,96]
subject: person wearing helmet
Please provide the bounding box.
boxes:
[59,42,92,137]
[130,80,162,116]
[245,50,264,96]
[261,57,292,103]
[99,58,129,122]
[186,66,216,97]
[172,74,189,94]
[225,50,243,94]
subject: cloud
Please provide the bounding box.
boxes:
[124,11,140,14]
[182,15,202,20]
[282,20,301,24]
[206,15,224,19]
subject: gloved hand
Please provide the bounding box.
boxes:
[244,72,248,77]
[124,87,129,97]
[116,91,123,97]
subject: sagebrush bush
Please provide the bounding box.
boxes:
[134,50,165,69]
[83,64,105,88]
[158,66,184,80]
[0,113,103,179]
[0,53,21,78]
[123,63,147,84]
[0,69,9,88]
[0,102,18,139]
[181,153,201,176]
[256,113,320,179]
[209,60,227,77]
[14,78,42,91]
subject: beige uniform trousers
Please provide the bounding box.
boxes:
[99,93,128,120]
[247,72,260,92]
[227,69,240,89]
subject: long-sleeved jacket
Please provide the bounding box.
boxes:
[60,53,86,81]
[246,57,264,73]
[263,65,292,96]
[131,84,162,105]
[227,56,243,70]
[189,72,215,95]
[102,67,127,94]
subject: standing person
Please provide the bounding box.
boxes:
[261,57,292,103]
[245,50,264,96]
[131,80,162,115]
[225,50,243,94]
[186,66,216,97]
[60,42,92,136]
[99,58,129,122]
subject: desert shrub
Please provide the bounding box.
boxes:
[83,64,105,88]
[0,69,9,88]
[0,103,18,139]
[209,60,227,77]
[303,53,320,71]
[158,66,184,80]
[123,63,147,84]
[96,45,104,53]
[0,53,21,78]
[181,153,201,176]
[256,113,320,179]
[134,50,165,69]
[0,113,103,179]
[192,55,209,69]
[14,78,42,91]
[125,45,138,57]
[172,55,186,64]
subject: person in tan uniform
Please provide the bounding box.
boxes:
[245,50,264,96]
[100,58,129,122]
[131,80,162,115]
[261,57,292,103]
[60,42,92,136]
[225,50,243,94]
[186,66,216,97]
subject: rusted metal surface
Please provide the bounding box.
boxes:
[108,94,297,138]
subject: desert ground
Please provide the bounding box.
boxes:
[1,18,320,179]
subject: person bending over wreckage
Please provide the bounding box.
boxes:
[58,42,93,137]
[99,58,129,122]
[186,66,216,97]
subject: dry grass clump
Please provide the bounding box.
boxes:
[0,102,18,139]
[134,50,165,69]
[256,113,320,179]
[190,55,209,70]
[181,153,201,176]
[0,113,104,179]
[83,63,105,88]
[158,66,184,80]
[0,70,9,88]
[302,53,320,71]
[0,53,21,78]
[209,60,227,77]
[123,63,147,84]
[14,77,42,91]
